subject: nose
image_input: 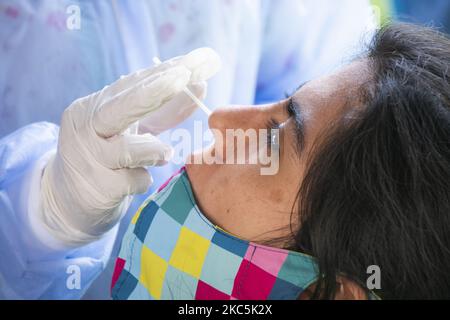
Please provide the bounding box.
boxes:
[208,104,271,131]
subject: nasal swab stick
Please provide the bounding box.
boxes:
[152,57,212,116]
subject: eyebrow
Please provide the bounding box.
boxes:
[295,81,310,93]
[285,81,310,99]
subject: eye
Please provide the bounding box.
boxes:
[266,118,280,148]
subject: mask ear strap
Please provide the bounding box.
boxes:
[298,276,375,300]
[335,276,369,300]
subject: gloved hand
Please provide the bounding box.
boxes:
[39,48,221,247]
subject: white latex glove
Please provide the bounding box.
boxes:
[39,48,221,247]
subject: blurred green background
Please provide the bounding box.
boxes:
[372,0,450,33]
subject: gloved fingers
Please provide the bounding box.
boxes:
[187,81,208,101]
[104,48,221,98]
[93,66,191,138]
[98,133,174,169]
[138,81,208,135]
[114,167,153,197]
[150,48,222,83]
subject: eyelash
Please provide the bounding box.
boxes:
[286,97,297,118]
[264,97,296,148]
[286,97,305,152]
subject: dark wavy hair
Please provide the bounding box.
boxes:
[291,23,450,299]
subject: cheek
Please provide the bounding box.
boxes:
[187,161,301,242]
[267,187,285,203]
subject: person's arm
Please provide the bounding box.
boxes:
[0,122,118,299]
[0,48,221,299]
[256,0,377,103]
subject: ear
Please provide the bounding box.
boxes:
[334,277,367,300]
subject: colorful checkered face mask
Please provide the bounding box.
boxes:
[111,167,321,300]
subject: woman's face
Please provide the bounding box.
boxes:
[186,60,369,245]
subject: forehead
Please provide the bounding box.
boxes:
[293,60,371,117]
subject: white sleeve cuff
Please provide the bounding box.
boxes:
[24,149,75,252]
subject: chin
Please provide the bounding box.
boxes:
[185,143,219,167]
